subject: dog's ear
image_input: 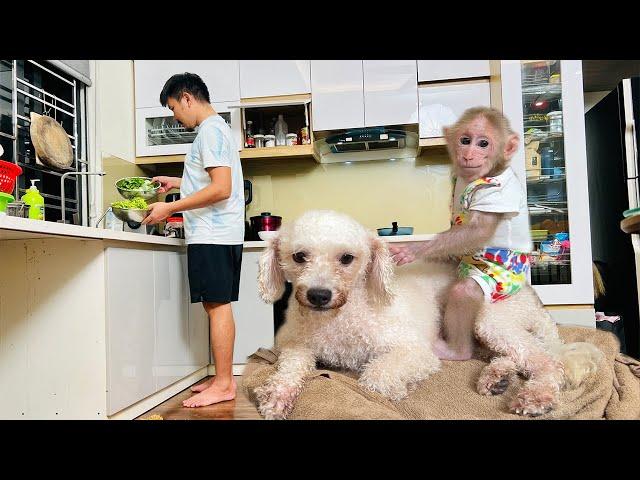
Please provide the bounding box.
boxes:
[366,234,395,306]
[258,233,286,303]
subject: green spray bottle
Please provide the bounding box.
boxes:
[21,179,45,220]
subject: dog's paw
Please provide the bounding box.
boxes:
[358,369,409,401]
[509,384,557,417]
[255,382,299,420]
[477,366,512,396]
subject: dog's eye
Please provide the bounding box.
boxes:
[293,252,307,263]
[340,254,354,265]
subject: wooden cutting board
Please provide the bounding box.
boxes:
[621,214,640,234]
[29,112,73,170]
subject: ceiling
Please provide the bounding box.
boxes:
[582,60,640,92]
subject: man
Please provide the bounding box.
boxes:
[142,72,244,407]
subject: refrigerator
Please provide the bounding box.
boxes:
[585,76,640,358]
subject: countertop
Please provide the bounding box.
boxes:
[0,216,436,247]
[0,215,185,246]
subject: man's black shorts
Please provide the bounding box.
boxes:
[187,244,243,304]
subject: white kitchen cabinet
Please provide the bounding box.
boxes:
[106,247,210,415]
[417,60,490,82]
[239,60,311,98]
[363,60,418,127]
[105,248,156,416]
[153,251,197,391]
[231,249,274,364]
[310,60,365,131]
[134,60,240,109]
[135,101,242,157]
[499,60,594,311]
[418,80,491,138]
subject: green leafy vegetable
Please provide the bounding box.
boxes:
[112,197,148,209]
[117,177,158,191]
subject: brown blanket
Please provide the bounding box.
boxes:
[240,326,640,420]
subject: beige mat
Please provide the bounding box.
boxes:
[241,326,640,420]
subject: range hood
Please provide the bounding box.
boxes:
[313,126,419,163]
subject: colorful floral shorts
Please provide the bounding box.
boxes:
[458,247,531,303]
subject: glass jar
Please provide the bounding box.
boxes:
[286,133,297,146]
[164,216,184,239]
[254,134,265,148]
[548,111,563,134]
[264,135,276,148]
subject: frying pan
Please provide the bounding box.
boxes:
[29,112,73,170]
[377,221,414,236]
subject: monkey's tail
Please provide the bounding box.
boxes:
[550,342,604,389]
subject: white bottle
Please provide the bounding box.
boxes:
[274,114,288,146]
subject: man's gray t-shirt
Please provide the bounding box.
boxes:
[180,114,244,244]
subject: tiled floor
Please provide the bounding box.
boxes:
[136,376,262,420]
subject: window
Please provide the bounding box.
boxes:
[1,60,89,224]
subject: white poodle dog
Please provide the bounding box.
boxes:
[255,210,602,419]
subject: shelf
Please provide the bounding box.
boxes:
[134,144,315,164]
[135,155,185,165]
[239,144,314,159]
[419,137,447,147]
[228,94,312,109]
[526,174,566,185]
[417,137,448,156]
[521,83,562,96]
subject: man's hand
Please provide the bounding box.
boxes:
[142,202,174,225]
[388,241,430,266]
[153,176,182,193]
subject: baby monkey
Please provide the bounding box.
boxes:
[389,107,533,360]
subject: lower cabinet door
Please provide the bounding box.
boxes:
[153,250,205,392]
[231,250,275,364]
[105,248,156,416]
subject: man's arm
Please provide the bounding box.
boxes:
[171,166,231,212]
[142,167,231,225]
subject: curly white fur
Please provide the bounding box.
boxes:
[255,210,603,419]
[256,210,447,419]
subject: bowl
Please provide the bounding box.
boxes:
[111,206,150,226]
[115,177,161,200]
[258,230,278,241]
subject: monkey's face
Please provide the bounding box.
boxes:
[451,116,499,180]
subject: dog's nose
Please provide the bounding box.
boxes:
[307,288,332,307]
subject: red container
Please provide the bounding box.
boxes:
[0,160,22,194]
[250,212,282,233]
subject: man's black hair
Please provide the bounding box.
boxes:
[159,72,211,106]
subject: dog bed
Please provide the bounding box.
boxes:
[241,326,640,420]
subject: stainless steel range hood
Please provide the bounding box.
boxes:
[312,126,419,163]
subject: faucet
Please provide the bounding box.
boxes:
[60,171,106,225]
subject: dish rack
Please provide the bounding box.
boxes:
[147,125,197,146]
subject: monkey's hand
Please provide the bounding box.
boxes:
[388,241,431,266]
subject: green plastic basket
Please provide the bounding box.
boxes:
[0,192,14,213]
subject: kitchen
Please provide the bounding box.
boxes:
[0,60,637,420]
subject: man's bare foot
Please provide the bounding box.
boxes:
[183,378,236,408]
[432,337,473,361]
[190,376,215,393]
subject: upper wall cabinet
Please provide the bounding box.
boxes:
[363,60,418,127]
[418,80,491,138]
[417,60,490,82]
[310,60,365,131]
[239,60,311,98]
[134,60,240,109]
